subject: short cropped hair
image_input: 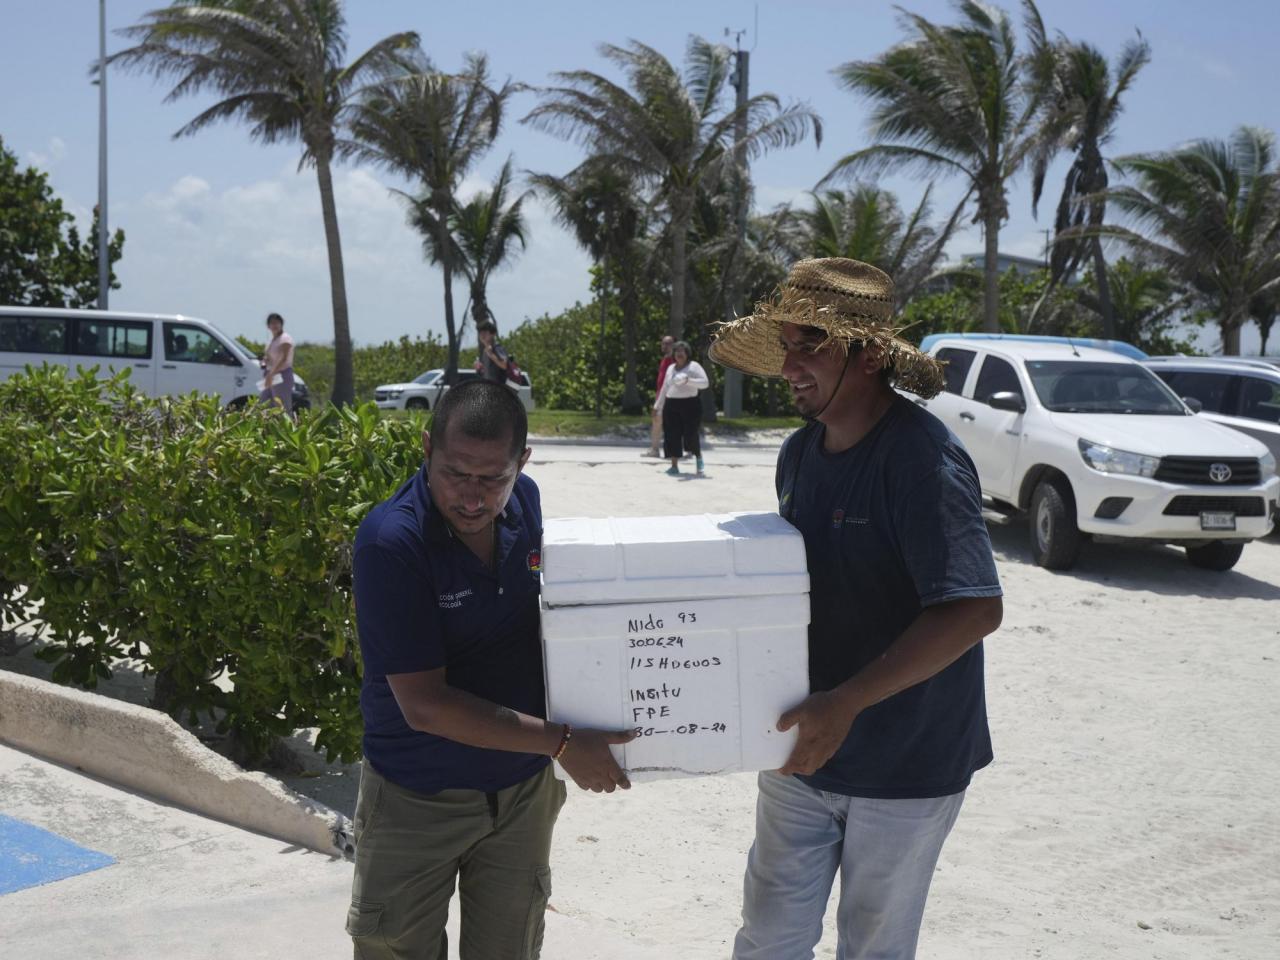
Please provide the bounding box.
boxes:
[430,380,527,462]
[672,340,692,358]
[476,320,498,334]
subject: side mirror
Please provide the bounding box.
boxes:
[988,391,1026,413]
[1182,396,1203,413]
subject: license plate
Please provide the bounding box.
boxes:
[1200,511,1236,531]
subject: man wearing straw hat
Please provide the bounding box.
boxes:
[710,258,1004,959]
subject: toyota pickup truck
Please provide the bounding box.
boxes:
[909,337,1279,571]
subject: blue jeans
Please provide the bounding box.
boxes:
[732,771,965,960]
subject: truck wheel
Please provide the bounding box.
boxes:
[1185,541,1244,571]
[1030,478,1081,570]
[406,397,428,411]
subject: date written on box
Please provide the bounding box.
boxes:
[540,513,811,783]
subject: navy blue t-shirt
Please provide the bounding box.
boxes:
[777,395,1002,799]
[353,465,548,794]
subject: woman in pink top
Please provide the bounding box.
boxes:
[260,312,295,414]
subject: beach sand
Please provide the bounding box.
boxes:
[526,454,1280,960]
[4,445,1276,958]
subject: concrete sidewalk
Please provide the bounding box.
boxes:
[0,743,666,959]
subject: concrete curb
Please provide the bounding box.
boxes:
[0,671,352,859]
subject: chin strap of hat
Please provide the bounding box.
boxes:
[801,348,853,423]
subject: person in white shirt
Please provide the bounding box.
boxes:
[654,340,710,476]
[260,312,295,415]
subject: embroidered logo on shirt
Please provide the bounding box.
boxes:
[437,588,473,610]
[832,508,870,529]
[527,549,542,574]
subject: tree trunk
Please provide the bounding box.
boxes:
[314,156,353,406]
[1222,314,1242,356]
[982,202,1001,334]
[668,201,690,340]
[1090,237,1115,340]
[436,211,459,384]
[621,257,641,415]
[595,257,609,419]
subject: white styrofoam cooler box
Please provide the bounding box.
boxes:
[541,512,811,781]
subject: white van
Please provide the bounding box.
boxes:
[0,306,273,407]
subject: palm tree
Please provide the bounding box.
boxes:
[1083,257,1192,355]
[1096,126,1280,355]
[110,1,417,406]
[350,51,516,382]
[1029,34,1151,336]
[824,1,1053,333]
[451,157,531,332]
[524,36,821,340]
[1251,293,1277,355]
[531,158,645,414]
[799,185,966,307]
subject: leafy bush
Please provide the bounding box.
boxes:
[0,365,424,762]
[504,294,689,412]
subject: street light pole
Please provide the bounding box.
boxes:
[97,0,109,309]
[722,41,750,419]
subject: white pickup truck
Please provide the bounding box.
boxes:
[373,367,534,412]
[910,337,1279,571]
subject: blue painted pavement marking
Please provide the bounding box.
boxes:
[0,813,115,895]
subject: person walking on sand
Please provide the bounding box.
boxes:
[259,312,295,415]
[643,335,676,457]
[655,340,709,477]
[709,258,1004,959]
[346,381,635,959]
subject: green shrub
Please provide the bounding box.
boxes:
[504,295,672,412]
[0,365,424,762]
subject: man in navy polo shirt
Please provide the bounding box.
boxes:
[345,381,633,960]
[710,259,1004,959]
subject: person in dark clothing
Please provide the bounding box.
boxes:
[346,380,634,959]
[643,335,676,457]
[655,340,710,477]
[475,320,510,385]
[709,258,1004,960]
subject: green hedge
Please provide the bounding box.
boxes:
[0,365,425,763]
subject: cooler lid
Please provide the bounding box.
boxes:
[541,511,809,607]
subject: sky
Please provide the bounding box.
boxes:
[3,0,1278,353]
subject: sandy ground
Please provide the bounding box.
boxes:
[5,444,1279,959]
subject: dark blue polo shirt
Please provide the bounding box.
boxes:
[777,396,1002,799]
[353,465,548,794]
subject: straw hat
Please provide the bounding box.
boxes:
[708,258,944,399]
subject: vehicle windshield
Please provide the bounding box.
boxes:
[413,370,441,385]
[1025,360,1187,415]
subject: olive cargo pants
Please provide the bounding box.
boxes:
[346,761,566,960]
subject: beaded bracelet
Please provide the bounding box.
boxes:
[552,723,573,760]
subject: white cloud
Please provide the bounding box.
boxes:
[27,136,66,169]
[1198,56,1237,83]
[110,165,592,348]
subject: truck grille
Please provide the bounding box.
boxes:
[374,389,389,401]
[1154,457,1259,485]
[1163,496,1266,517]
